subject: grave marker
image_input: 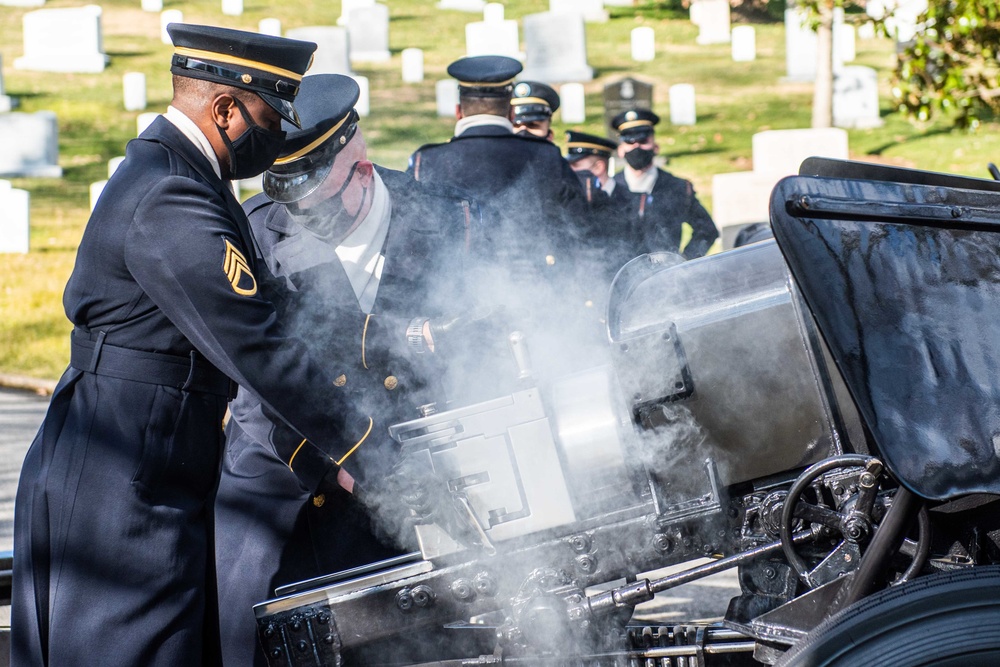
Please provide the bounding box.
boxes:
[338,0,374,26]
[0,181,30,254]
[603,77,653,136]
[669,84,696,126]
[0,55,13,113]
[15,5,108,73]
[0,111,61,178]
[631,27,655,62]
[90,180,107,211]
[560,83,586,123]
[123,72,146,112]
[465,19,521,59]
[436,79,459,117]
[137,112,159,136]
[833,66,882,129]
[694,0,730,45]
[520,12,593,83]
[287,27,352,75]
[483,2,504,23]
[161,10,183,45]
[108,156,125,178]
[352,75,370,117]
[141,0,162,12]
[258,18,281,36]
[402,48,424,83]
[349,4,390,62]
[221,0,242,16]
[731,25,755,62]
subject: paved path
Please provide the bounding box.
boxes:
[0,388,46,553]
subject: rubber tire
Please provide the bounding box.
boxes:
[775,565,1000,667]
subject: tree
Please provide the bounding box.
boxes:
[893,1,1000,127]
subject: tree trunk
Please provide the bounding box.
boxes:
[812,0,835,128]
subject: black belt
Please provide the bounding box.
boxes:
[70,330,237,399]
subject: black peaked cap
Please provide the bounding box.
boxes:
[512,81,560,122]
[448,55,522,97]
[565,130,618,162]
[272,74,360,165]
[168,23,317,127]
[611,108,661,143]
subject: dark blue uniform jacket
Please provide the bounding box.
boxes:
[11,117,373,667]
[215,167,476,667]
[613,167,719,260]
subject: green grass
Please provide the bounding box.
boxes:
[0,0,993,379]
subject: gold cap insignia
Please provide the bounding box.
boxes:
[334,374,347,387]
[626,110,638,121]
[223,239,257,296]
[545,255,556,266]
[384,375,399,391]
[313,494,326,508]
[241,73,252,84]
[514,82,530,97]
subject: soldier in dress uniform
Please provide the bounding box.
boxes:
[511,80,560,141]
[565,130,623,205]
[214,74,480,667]
[611,108,719,259]
[11,26,388,667]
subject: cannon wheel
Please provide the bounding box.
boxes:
[775,565,1000,666]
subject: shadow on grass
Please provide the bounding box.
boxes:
[106,50,154,58]
[664,147,726,160]
[867,126,955,156]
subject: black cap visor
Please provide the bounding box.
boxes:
[262,121,359,203]
[259,92,301,128]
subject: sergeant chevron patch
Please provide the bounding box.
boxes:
[223,238,257,296]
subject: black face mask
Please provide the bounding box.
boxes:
[290,161,369,242]
[217,97,286,180]
[624,145,655,170]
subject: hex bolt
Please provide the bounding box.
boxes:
[474,572,498,597]
[451,579,476,602]
[412,585,435,608]
[297,640,309,652]
[652,534,673,553]
[290,619,302,632]
[396,588,414,612]
[576,554,597,574]
[271,648,282,658]
[317,613,329,625]
[264,625,276,638]
[763,566,777,580]
[569,534,591,553]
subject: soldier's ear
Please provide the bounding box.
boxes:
[455,104,463,120]
[211,94,237,129]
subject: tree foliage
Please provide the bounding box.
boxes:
[894,1,1000,127]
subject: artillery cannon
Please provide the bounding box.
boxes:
[253,159,1000,666]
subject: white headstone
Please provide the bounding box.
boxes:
[833,66,882,129]
[437,0,486,11]
[465,19,521,59]
[483,2,504,22]
[141,0,162,12]
[90,180,107,211]
[161,10,183,45]
[0,182,30,254]
[123,72,147,112]
[550,0,607,23]
[669,83,696,125]
[287,27,353,75]
[15,5,108,73]
[752,127,849,180]
[604,0,634,5]
[0,0,45,7]
[784,7,816,81]
[690,1,704,25]
[221,0,242,16]
[731,25,755,62]
[351,75,370,117]
[694,0,730,45]
[137,112,159,136]
[436,79,459,117]
[559,83,586,123]
[402,48,424,83]
[349,4,390,62]
[631,27,655,62]
[338,0,374,26]
[833,8,856,63]
[711,171,774,227]
[0,112,61,178]
[108,156,125,178]
[258,18,281,36]
[520,12,593,83]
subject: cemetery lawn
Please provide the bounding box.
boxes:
[3,0,1000,380]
